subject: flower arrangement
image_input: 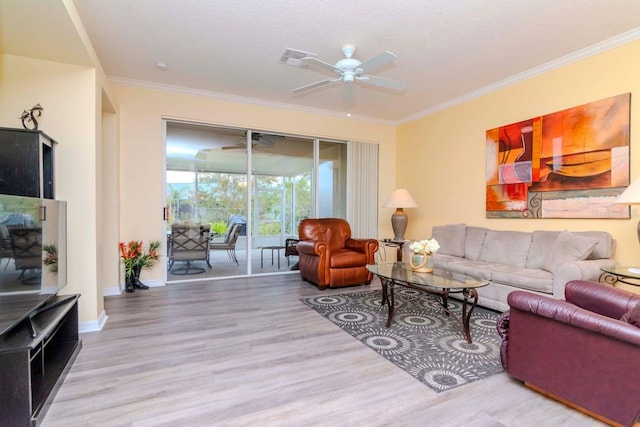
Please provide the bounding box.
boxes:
[43,244,58,273]
[119,240,161,278]
[409,238,440,255]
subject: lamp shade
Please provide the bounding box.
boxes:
[615,177,640,204]
[383,188,418,208]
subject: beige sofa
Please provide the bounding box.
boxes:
[430,223,616,312]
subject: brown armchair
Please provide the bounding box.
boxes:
[296,218,378,290]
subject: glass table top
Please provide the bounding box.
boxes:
[600,266,640,280]
[367,262,488,290]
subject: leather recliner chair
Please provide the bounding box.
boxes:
[296,218,378,290]
[497,280,640,426]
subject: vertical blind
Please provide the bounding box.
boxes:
[347,140,379,238]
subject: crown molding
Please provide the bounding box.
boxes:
[396,28,640,125]
[108,76,395,126]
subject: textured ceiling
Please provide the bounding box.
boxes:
[3,0,640,123]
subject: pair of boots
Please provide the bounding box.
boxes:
[125,266,150,293]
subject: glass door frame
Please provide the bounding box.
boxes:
[162,120,351,282]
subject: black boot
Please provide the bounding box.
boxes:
[133,265,149,290]
[125,275,135,293]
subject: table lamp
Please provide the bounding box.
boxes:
[383,188,418,241]
[615,177,640,243]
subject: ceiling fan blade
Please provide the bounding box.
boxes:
[357,75,406,91]
[358,51,397,74]
[300,57,341,74]
[292,78,340,94]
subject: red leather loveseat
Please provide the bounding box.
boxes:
[498,280,640,426]
[296,218,378,290]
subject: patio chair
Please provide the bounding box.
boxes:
[210,223,241,265]
[168,224,211,275]
[285,238,299,268]
[8,226,42,283]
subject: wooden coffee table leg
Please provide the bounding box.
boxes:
[380,278,388,305]
[441,288,450,316]
[385,282,395,328]
[461,288,479,344]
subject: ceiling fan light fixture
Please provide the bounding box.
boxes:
[343,71,355,84]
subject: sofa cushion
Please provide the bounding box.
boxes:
[443,260,493,281]
[526,230,560,270]
[465,226,488,261]
[542,231,598,273]
[621,302,640,327]
[432,253,464,269]
[491,265,554,294]
[479,230,532,268]
[431,223,466,257]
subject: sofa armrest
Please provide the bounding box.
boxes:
[564,280,640,320]
[508,291,640,346]
[551,258,617,299]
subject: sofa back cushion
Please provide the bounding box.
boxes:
[479,230,532,268]
[431,223,466,257]
[465,226,488,261]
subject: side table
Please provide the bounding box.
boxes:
[600,266,640,287]
[261,246,285,269]
[379,239,408,262]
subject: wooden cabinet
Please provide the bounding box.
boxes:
[0,294,81,426]
[0,128,55,199]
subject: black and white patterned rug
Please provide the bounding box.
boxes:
[300,289,503,392]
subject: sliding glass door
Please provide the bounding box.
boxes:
[164,121,355,281]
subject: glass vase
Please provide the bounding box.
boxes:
[410,251,433,273]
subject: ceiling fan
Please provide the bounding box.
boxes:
[220,132,283,150]
[292,44,406,94]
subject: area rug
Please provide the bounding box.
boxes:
[300,288,503,393]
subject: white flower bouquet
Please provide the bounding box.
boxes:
[409,238,440,255]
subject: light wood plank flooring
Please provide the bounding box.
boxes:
[43,275,604,426]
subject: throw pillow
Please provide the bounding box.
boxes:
[541,231,598,273]
[621,302,640,326]
[431,223,466,257]
[525,231,560,270]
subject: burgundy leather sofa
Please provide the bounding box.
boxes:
[498,280,640,426]
[296,218,378,290]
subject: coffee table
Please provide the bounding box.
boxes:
[367,262,489,343]
[600,266,640,287]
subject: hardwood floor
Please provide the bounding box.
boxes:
[43,275,604,426]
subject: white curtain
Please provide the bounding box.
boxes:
[347,141,379,238]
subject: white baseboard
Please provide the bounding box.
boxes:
[89,280,165,332]
[79,309,108,333]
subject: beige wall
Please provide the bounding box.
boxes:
[114,84,397,282]
[397,39,640,291]
[0,53,102,321]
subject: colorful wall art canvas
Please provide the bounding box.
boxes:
[486,93,630,219]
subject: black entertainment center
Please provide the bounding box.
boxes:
[0,127,81,426]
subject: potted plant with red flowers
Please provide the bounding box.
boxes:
[119,240,161,293]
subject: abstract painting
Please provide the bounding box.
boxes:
[486,93,630,219]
